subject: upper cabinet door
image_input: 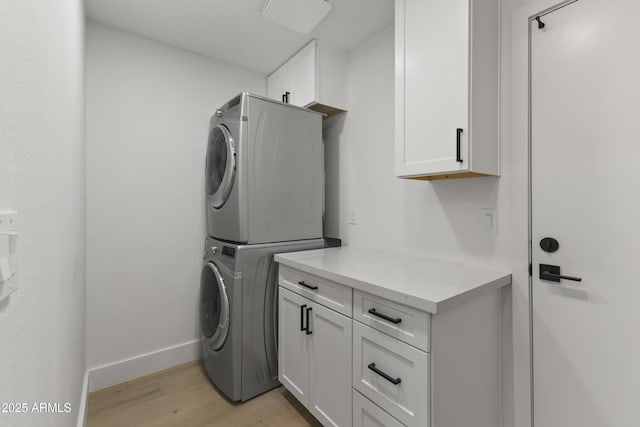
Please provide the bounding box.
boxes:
[399,0,469,176]
[267,40,347,117]
[395,0,500,181]
[289,41,317,108]
[267,64,289,104]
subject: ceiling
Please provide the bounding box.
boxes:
[85,0,394,75]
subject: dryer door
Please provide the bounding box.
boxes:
[200,261,230,351]
[206,124,236,209]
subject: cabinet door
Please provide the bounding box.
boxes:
[353,390,405,427]
[308,301,352,427]
[396,0,470,177]
[288,41,317,107]
[267,64,289,103]
[278,287,310,406]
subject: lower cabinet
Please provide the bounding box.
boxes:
[353,390,404,427]
[278,286,352,426]
[278,263,505,427]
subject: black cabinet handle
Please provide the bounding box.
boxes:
[456,128,463,163]
[368,363,401,385]
[282,91,290,103]
[305,307,312,335]
[298,281,318,290]
[300,304,307,331]
[368,308,401,324]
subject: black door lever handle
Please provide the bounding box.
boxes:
[539,264,582,282]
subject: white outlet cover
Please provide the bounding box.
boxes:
[262,0,332,34]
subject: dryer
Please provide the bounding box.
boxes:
[205,93,324,244]
[200,236,325,402]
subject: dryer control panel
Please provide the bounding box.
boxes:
[222,246,236,259]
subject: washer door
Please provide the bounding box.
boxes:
[206,124,236,209]
[200,261,230,351]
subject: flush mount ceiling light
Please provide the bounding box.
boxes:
[262,0,332,34]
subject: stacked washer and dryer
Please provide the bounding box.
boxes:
[199,93,326,402]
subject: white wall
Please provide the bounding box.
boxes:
[325,27,511,269]
[324,26,516,426]
[0,1,86,426]
[85,21,265,388]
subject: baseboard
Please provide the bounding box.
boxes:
[88,339,202,392]
[76,369,90,427]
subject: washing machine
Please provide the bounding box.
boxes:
[200,236,325,401]
[205,92,324,244]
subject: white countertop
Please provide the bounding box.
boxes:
[275,247,511,314]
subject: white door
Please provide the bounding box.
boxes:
[530,1,640,425]
[278,287,310,406]
[308,302,352,427]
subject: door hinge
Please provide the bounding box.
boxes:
[528,263,533,276]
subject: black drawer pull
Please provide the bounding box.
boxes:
[298,281,318,290]
[368,308,402,324]
[305,307,312,335]
[300,304,307,331]
[368,363,401,385]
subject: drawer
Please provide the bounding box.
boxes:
[353,389,405,427]
[353,322,429,427]
[279,265,352,317]
[354,290,430,352]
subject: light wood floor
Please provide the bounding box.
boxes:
[87,360,322,427]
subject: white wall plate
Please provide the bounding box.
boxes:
[0,210,18,303]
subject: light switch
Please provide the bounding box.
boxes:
[483,213,493,228]
[0,257,11,282]
[0,210,18,303]
[480,208,497,234]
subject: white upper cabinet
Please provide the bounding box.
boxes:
[266,63,289,105]
[395,0,500,180]
[288,42,317,107]
[267,40,347,117]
